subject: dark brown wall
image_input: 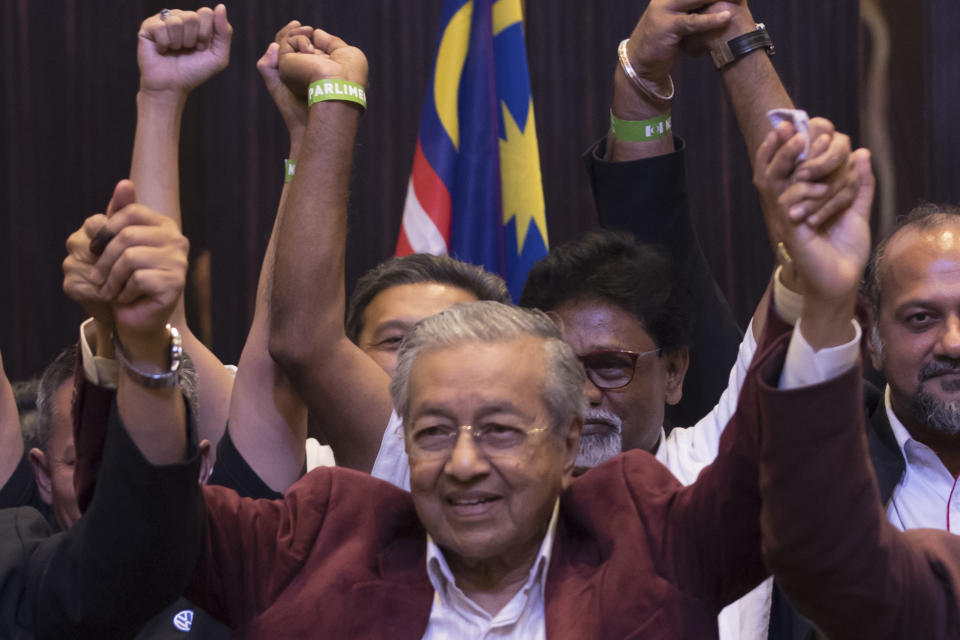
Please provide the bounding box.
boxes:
[1,0,861,381]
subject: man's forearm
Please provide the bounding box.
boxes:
[606,66,675,162]
[116,331,187,465]
[717,9,793,163]
[269,101,360,366]
[226,161,310,492]
[131,90,186,225]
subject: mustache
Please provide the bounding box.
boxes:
[582,408,622,433]
[919,360,960,382]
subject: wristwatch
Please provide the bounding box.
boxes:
[113,324,183,389]
[711,23,776,69]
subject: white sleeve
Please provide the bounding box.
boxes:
[305,438,337,471]
[79,318,119,388]
[657,318,758,485]
[779,319,861,390]
[370,411,411,490]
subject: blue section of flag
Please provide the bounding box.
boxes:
[504,216,549,300]
[448,0,503,277]
[493,22,531,140]
[411,0,547,299]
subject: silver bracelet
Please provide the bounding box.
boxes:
[113,324,182,389]
[617,39,675,103]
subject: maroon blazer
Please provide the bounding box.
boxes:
[183,310,803,639]
[757,331,960,638]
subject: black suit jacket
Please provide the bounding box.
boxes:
[0,404,203,639]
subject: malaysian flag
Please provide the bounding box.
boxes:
[395,0,548,299]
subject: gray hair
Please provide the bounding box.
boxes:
[390,301,587,432]
[34,347,78,453]
[31,346,199,454]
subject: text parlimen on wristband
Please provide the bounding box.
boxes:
[307,79,367,111]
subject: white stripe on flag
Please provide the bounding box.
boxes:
[401,178,449,255]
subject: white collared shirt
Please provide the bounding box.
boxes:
[884,387,960,532]
[421,503,558,640]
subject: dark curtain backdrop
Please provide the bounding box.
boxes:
[1,0,861,381]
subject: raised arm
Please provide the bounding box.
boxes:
[85,180,190,463]
[586,0,742,428]
[218,26,315,493]
[268,28,391,472]
[130,5,234,450]
[706,0,857,338]
[22,180,204,638]
[0,350,22,488]
[748,125,944,638]
[650,116,867,607]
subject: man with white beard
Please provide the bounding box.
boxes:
[518,229,762,479]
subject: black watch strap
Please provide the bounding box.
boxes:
[711,23,776,69]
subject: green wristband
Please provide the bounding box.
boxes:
[609,111,672,142]
[284,159,296,183]
[307,79,367,111]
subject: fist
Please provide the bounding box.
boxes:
[85,181,189,343]
[277,28,368,97]
[138,4,233,94]
[62,180,141,330]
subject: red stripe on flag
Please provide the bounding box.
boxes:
[410,140,452,239]
[395,227,415,256]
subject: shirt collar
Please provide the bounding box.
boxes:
[886,385,925,461]
[425,500,559,612]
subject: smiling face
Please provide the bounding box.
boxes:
[874,222,960,436]
[357,283,478,377]
[552,297,687,465]
[405,337,580,570]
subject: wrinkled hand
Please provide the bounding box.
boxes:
[754,127,874,303]
[138,4,232,95]
[278,28,368,97]
[258,22,314,138]
[63,182,139,332]
[77,181,189,344]
[625,0,736,83]
[681,0,750,55]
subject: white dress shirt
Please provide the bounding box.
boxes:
[422,504,558,640]
[885,388,960,533]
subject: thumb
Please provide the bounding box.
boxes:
[211,4,233,55]
[93,179,136,256]
[257,42,280,78]
[106,179,137,217]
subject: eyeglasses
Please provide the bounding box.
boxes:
[407,423,549,459]
[576,348,662,390]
